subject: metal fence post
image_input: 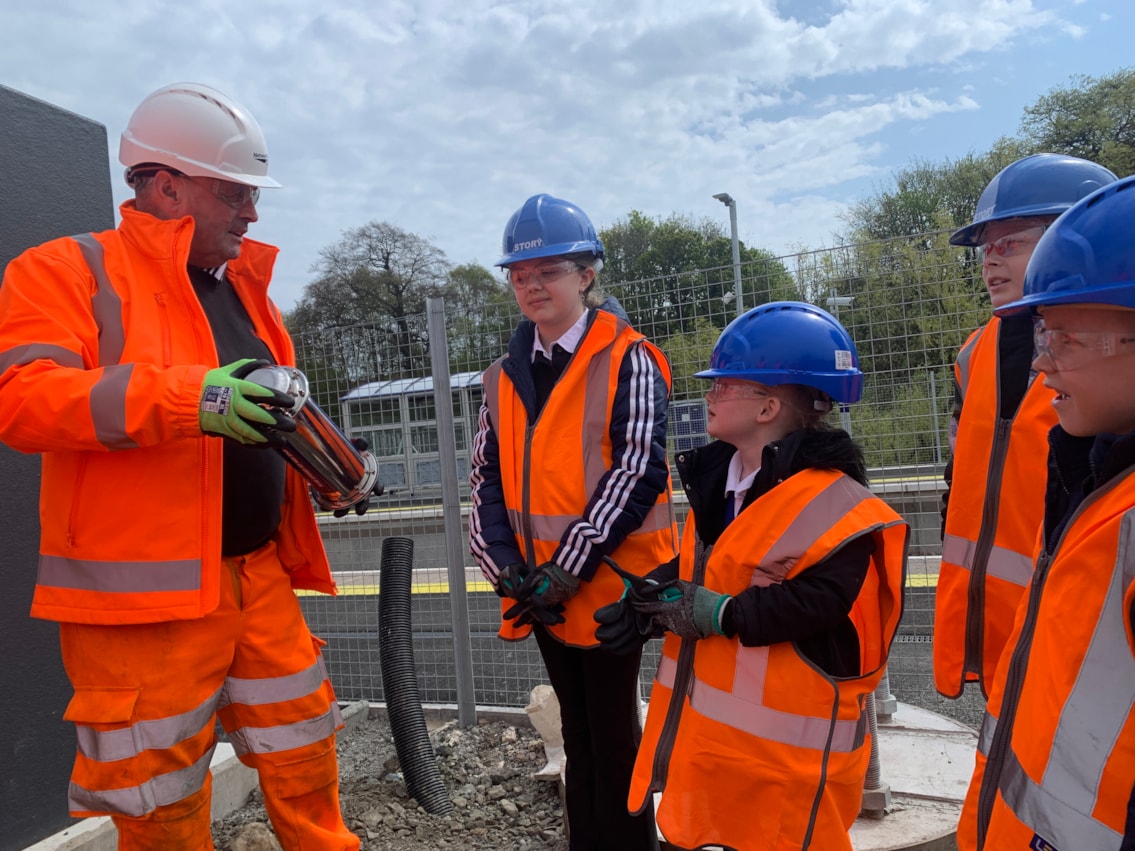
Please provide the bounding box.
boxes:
[427,297,477,726]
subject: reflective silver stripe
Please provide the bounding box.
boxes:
[656,655,865,752]
[510,502,675,544]
[997,511,1135,846]
[226,707,340,757]
[74,689,220,763]
[72,233,125,367]
[68,746,214,817]
[580,347,614,489]
[955,325,983,398]
[984,546,1034,587]
[0,343,84,373]
[90,363,139,450]
[762,476,873,571]
[942,533,976,569]
[943,534,1033,587]
[38,555,201,593]
[219,660,326,707]
[977,710,996,757]
[999,749,1122,849]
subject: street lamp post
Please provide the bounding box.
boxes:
[713,193,743,318]
[825,288,855,435]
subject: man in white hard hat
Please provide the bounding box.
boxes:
[0,83,360,849]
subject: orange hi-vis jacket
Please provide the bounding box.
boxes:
[631,469,908,851]
[481,310,678,647]
[958,468,1135,851]
[935,317,1056,698]
[0,203,336,625]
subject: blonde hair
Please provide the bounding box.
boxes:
[564,252,604,308]
[769,383,833,430]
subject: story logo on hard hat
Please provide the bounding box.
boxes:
[253,152,268,164]
[834,350,854,371]
[513,238,543,251]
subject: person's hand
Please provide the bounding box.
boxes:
[514,561,581,609]
[199,358,296,445]
[628,578,731,640]
[503,597,566,628]
[594,590,654,655]
[498,563,529,599]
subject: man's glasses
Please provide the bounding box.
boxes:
[706,379,772,402]
[507,262,581,290]
[980,225,1047,259]
[126,167,259,209]
[199,178,260,209]
[1033,319,1135,371]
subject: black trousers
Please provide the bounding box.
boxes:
[534,625,660,851]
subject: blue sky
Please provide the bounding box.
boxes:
[2,0,1131,312]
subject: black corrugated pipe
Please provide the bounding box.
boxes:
[378,536,453,815]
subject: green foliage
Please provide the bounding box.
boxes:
[852,367,954,470]
[657,318,721,402]
[839,138,1034,242]
[1019,68,1135,178]
[599,210,801,339]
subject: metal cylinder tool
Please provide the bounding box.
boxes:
[244,365,380,512]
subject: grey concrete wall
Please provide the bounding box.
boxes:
[0,84,114,851]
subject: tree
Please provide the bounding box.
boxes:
[286,222,450,391]
[444,263,518,374]
[599,211,800,339]
[839,138,1033,243]
[1019,69,1135,178]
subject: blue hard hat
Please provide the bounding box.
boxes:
[950,154,1117,247]
[696,301,864,403]
[995,176,1135,316]
[496,194,605,267]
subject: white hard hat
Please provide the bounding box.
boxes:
[119,82,281,188]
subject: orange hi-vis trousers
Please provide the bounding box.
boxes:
[59,540,359,850]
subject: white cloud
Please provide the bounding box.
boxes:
[0,0,1115,310]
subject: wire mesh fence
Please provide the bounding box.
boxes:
[295,230,992,731]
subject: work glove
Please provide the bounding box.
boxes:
[594,592,655,656]
[514,561,581,610]
[503,597,566,628]
[199,358,296,445]
[498,562,529,599]
[312,438,385,517]
[503,561,577,628]
[629,578,731,640]
[594,556,660,654]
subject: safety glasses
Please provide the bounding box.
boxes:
[980,225,1047,259]
[706,379,772,402]
[1033,319,1135,371]
[506,262,581,290]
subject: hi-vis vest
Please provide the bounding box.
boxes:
[630,469,908,851]
[935,317,1056,698]
[0,204,335,625]
[482,310,678,647]
[958,468,1135,851]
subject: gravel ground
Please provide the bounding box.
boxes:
[211,714,569,850]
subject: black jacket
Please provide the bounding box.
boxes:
[651,427,875,678]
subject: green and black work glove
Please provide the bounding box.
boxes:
[594,556,657,655]
[199,358,297,445]
[503,561,579,628]
[629,577,731,640]
[498,562,530,599]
